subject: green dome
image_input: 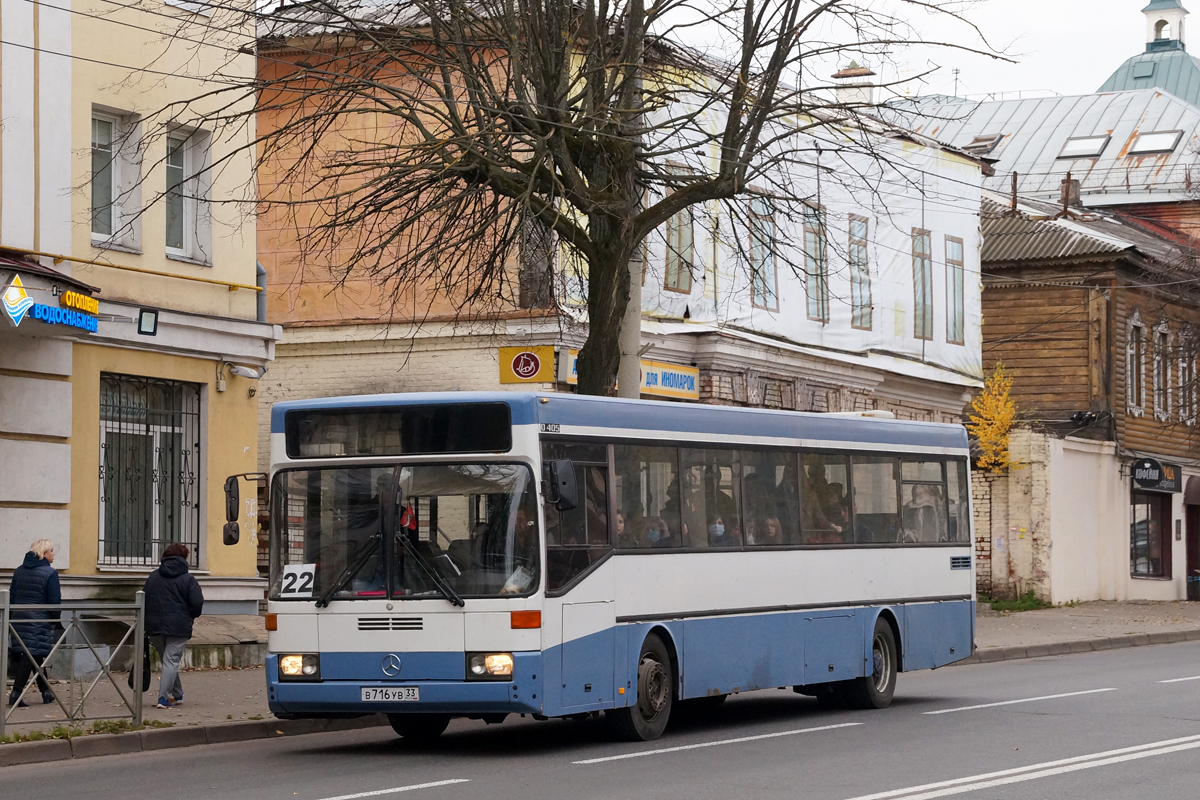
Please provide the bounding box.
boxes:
[1099,48,1200,105]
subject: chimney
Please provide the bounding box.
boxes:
[831,63,878,108]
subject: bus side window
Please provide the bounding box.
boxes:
[545,464,610,592]
[900,461,949,543]
[946,460,970,543]
[800,453,850,544]
[678,448,743,548]
[614,445,682,549]
[742,449,797,546]
[851,457,901,544]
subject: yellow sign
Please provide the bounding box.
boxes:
[60,290,99,315]
[563,350,700,400]
[499,346,556,383]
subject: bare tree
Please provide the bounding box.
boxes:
[125,0,999,395]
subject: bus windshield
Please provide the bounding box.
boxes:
[271,463,539,601]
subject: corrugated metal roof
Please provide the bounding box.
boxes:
[981,192,1198,279]
[1098,48,1200,107]
[887,89,1200,206]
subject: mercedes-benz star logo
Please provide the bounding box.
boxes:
[382,654,402,677]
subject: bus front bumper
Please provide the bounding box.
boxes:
[266,654,544,717]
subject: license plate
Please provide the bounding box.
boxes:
[361,686,420,702]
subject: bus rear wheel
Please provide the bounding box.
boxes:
[844,618,898,710]
[607,633,673,741]
[388,713,451,742]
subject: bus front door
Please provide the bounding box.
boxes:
[560,600,615,709]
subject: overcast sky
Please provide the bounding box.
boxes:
[890,0,1154,100]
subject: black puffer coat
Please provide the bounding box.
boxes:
[143,556,204,639]
[8,552,62,658]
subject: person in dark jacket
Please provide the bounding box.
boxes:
[7,539,61,707]
[143,543,204,708]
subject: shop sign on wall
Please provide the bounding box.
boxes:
[1131,457,1182,493]
[498,346,556,383]
[3,274,98,333]
[561,349,700,400]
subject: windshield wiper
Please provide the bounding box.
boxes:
[315,532,381,609]
[395,532,465,607]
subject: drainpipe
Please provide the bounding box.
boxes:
[255,261,267,322]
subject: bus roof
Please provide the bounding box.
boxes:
[270,391,969,453]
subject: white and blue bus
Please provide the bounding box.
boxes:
[228,392,974,742]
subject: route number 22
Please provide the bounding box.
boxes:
[281,564,316,598]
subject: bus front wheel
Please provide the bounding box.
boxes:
[388,713,451,742]
[607,633,673,741]
[844,618,898,710]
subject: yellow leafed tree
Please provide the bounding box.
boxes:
[968,362,1019,473]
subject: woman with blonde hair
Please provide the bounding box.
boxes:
[7,538,61,707]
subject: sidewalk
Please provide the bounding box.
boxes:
[968,600,1200,663]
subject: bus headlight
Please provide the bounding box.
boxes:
[466,652,513,680]
[279,654,321,681]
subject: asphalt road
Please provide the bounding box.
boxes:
[5,641,1200,800]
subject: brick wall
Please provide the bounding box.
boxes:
[971,470,994,597]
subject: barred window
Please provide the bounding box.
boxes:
[99,374,202,567]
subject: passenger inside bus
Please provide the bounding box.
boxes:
[800,454,849,544]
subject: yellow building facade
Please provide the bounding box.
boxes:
[1,1,277,611]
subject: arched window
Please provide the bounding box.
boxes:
[1156,19,1171,40]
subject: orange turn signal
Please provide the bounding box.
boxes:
[511,610,541,629]
[265,613,278,631]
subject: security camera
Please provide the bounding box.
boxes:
[229,365,265,379]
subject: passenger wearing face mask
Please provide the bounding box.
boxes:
[708,515,736,548]
[644,517,676,548]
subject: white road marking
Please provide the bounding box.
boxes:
[841,734,1200,800]
[1158,675,1200,683]
[316,779,471,800]
[922,687,1117,715]
[572,722,862,765]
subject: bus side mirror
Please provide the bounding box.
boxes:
[223,521,240,546]
[224,475,240,522]
[546,459,578,511]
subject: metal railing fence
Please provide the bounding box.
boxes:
[1,590,144,737]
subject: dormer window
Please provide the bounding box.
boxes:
[1058,135,1110,159]
[1129,130,1183,154]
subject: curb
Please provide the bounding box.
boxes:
[0,714,389,768]
[956,627,1200,666]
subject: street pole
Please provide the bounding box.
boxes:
[617,6,645,400]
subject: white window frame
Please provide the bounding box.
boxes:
[1153,322,1171,422]
[1058,135,1110,159]
[163,128,213,265]
[804,205,828,322]
[749,195,778,312]
[1179,337,1197,425]
[1127,309,1145,417]
[91,108,142,252]
[1129,130,1183,155]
